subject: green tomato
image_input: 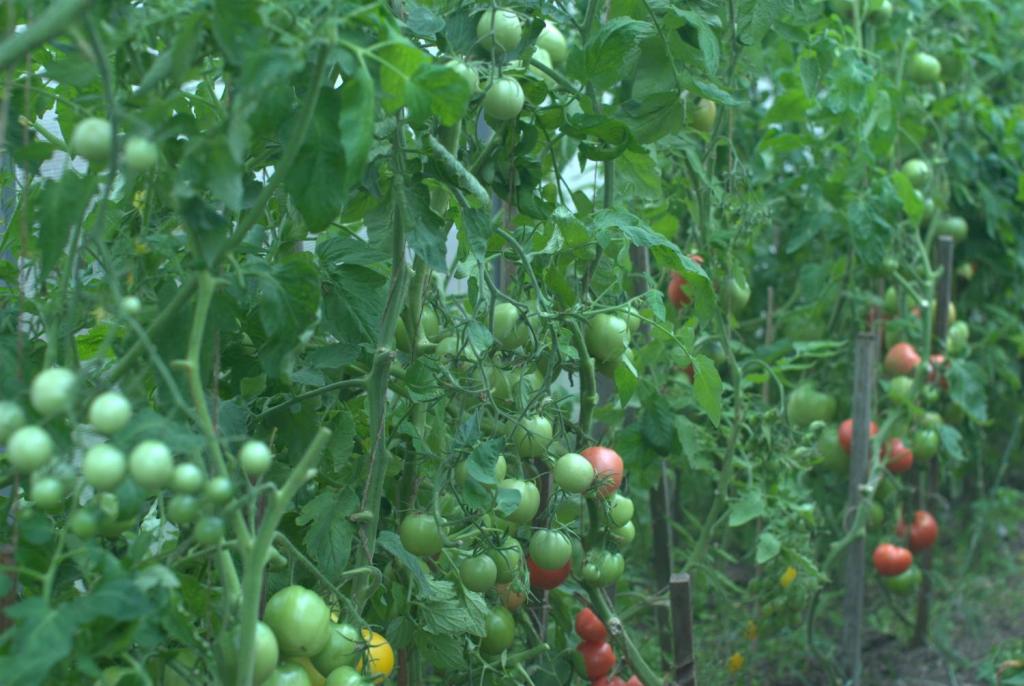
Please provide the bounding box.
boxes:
[611,520,636,545]
[912,428,939,461]
[313,623,362,674]
[7,425,54,473]
[325,666,366,686]
[787,385,837,427]
[194,515,225,545]
[460,554,499,592]
[262,661,313,686]
[480,607,516,654]
[529,47,555,87]
[581,562,601,584]
[172,463,205,494]
[692,98,717,133]
[240,439,273,476]
[476,9,522,52]
[491,302,529,349]
[218,621,280,685]
[866,500,885,530]
[482,77,525,121]
[585,314,629,363]
[68,509,99,538]
[723,275,752,313]
[399,513,444,556]
[907,52,942,84]
[553,497,581,526]
[29,367,77,416]
[498,478,541,524]
[489,537,523,583]
[88,391,133,434]
[83,444,127,491]
[264,585,332,657]
[70,117,113,162]
[205,475,233,505]
[119,295,142,316]
[455,454,507,486]
[510,415,553,459]
[537,21,568,63]
[129,440,174,491]
[0,401,26,443]
[901,159,931,189]
[946,320,970,355]
[448,60,479,93]
[607,494,635,527]
[597,551,625,586]
[936,216,968,242]
[887,376,915,405]
[528,529,572,570]
[123,136,158,172]
[881,565,922,595]
[30,476,64,511]
[921,411,944,430]
[553,453,595,493]
[167,494,200,525]
[817,428,848,474]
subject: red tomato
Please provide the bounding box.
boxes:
[666,255,703,308]
[838,418,879,455]
[883,342,922,376]
[577,641,616,679]
[575,608,607,643]
[883,438,914,474]
[625,678,644,686]
[527,557,571,590]
[928,354,949,390]
[591,678,625,686]
[872,543,913,576]
[580,446,624,497]
[900,510,939,551]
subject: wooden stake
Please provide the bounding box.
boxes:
[841,333,877,684]
[670,572,696,686]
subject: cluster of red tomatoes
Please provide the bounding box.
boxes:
[574,608,643,686]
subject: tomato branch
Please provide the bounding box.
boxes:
[0,0,93,72]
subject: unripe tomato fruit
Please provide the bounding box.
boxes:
[448,60,479,93]
[30,367,77,416]
[580,446,624,497]
[787,385,837,427]
[872,543,913,576]
[612,520,636,545]
[205,475,233,504]
[597,551,625,585]
[172,462,205,494]
[907,51,942,83]
[553,452,595,493]
[218,621,280,685]
[356,629,395,682]
[70,117,113,162]
[528,529,572,570]
[575,607,607,642]
[30,476,64,510]
[489,537,523,583]
[0,401,26,443]
[817,427,848,473]
[881,565,922,595]
[476,9,522,52]
[936,215,968,242]
[119,295,142,316]
[123,136,158,171]
[510,415,553,459]
[129,440,174,491]
[240,439,273,476]
[491,302,529,349]
[884,342,922,376]
[194,515,225,545]
[263,661,313,686]
[482,77,525,121]
[887,376,914,405]
[498,478,541,524]
[88,391,133,434]
[577,640,616,679]
[460,554,498,592]
[82,444,127,491]
[538,21,568,63]
[167,494,200,525]
[399,513,444,556]
[586,314,629,363]
[691,98,717,133]
[324,666,365,686]
[607,494,635,527]
[68,509,99,538]
[723,275,752,313]
[7,425,55,473]
[838,418,878,455]
[312,623,361,675]
[480,607,516,654]
[264,585,332,657]
[912,428,939,460]
[901,159,931,188]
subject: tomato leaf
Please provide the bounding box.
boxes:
[297,488,359,578]
[37,172,96,275]
[570,18,654,91]
[948,360,989,423]
[693,354,723,426]
[755,531,782,564]
[729,489,766,527]
[0,598,76,685]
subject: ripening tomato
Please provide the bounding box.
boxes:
[527,556,571,589]
[901,510,939,551]
[872,543,913,576]
[264,585,332,657]
[838,418,879,455]
[577,640,616,679]
[356,629,394,682]
[575,608,607,642]
[580,446,624,497]
[884,342,922,376]
[883,438,914,474]
[927,354,949,390]
[667,255,703,308]
[496,582,526,611]
[528,529,572,570]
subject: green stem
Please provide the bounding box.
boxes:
[235,427,331,686]
[255,376,367,420]
[568,320,597,441]
[425,132,489,205]
[0,0,92,71]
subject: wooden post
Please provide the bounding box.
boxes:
[670,572,696,686]
[912,236,955,646]
[841,333,877,684]
[651,461,674,664]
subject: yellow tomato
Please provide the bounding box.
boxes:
[779,565,797,589]
[726,651,745,673]
[356,629,394,683]
[290,656,327,686]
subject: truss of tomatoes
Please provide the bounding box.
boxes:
[574,608,644,685]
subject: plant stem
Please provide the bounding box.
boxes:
[235,427,331,686]
[568,320,597,441]
[0,0,92,71]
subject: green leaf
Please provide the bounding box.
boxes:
[495,486,523,517]
[693,354,723,426]
[891,171,923,222]
[406,63,471,127]
[948,360,988,423]
[338,65,375,194]
[252,253,322,376]
[297,488,359,579]
[467,438,504,485]
[729,489,766,527]
[764,89,813,124]
[614,353,639,405]
[379,38,430,112]
[571,18,655,91]
[418,579,488,637]
[398,179,448,272]
[756,531,782,564]
[0,598,76,685]
[378,530,432,593]
[37,173,96,275]
[938,425,966,463]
